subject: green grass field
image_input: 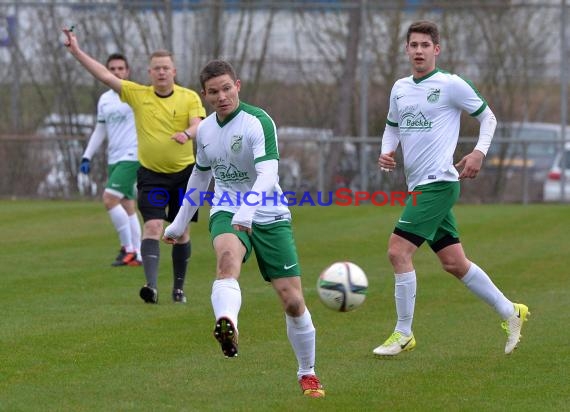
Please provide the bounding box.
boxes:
[1,200,568,411]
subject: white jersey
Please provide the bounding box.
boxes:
[385,69,487,191]
[195,101,291,224]
[83,89,138,164]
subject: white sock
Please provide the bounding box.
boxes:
[211,278,242,328]
[286,308,316,379]
[128,213,142,258]
[108,205,132,252]
[394,271,416,336]
[461,262,514,319]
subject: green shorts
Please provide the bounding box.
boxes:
[395,181,460,245]
[209,211,301,282]
[106,161,140,199]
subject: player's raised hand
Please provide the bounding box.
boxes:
[62,25,78,51]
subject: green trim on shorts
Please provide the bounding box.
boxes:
[106,161,140,199]
[209,211,301,282]
[395,181,460,243]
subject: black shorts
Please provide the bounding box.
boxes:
[137,164,199,223]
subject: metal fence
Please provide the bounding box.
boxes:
[1,133,567,204]
[277,134,569,204]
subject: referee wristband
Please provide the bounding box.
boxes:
[183,130,192,139]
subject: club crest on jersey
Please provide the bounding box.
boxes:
[427,88,440,103]
[231,135,243,153]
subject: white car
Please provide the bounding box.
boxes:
[543,144,570,202]
[36,113,97,197]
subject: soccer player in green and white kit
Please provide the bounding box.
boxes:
[163,60,325,398]
[374,20,529,357]
[79,53,142,267]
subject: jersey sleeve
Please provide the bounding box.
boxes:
[451,75,487,117]
[96,94,106,124]
[119,80,144,106]
[195,124,211,171]
[251,113,279,163]
[381,123,400,154]
[82,121,106,159]
[386,83,400,127]
[186,90,206,119]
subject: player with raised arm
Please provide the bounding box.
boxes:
[79,53,142,267]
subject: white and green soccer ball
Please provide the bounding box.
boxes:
[317,262,368,312]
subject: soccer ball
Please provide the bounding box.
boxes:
[317,261,368,312]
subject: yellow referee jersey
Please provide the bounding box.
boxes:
[121,80,206,173]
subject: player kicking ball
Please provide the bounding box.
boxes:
[162,60,324,398]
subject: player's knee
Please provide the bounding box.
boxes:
[279,289,304,316]
[387,246,408,268]
[217,249,240,274]
[284,297,304,316]
[102,192,120,209]
[178,231,190,243]
[440,259,464,277]
[143,219,163,237]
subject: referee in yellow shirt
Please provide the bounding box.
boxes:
[63,29,205,304]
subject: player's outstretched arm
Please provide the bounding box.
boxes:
[62,26,122,93]
[231,159,278,234]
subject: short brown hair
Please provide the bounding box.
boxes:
[199,60,237,89]
[406,20,440,45]
[106,53,129,69]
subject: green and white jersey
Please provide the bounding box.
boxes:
[386,68,487,191]
[96,89,138,164]
[195,101,291,224]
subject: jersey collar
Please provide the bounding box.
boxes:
[216,101,243,127]
[154,89,174,98]
[413,68,439,84]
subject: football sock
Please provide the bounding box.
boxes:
[172,242,191,290]
[128,213,141,257]
[461,262,514,319]
[141,239,160,288]
[286,308,316,379]
[394,270,416,336]
[108,205,133,252]
[211,278,241,327]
